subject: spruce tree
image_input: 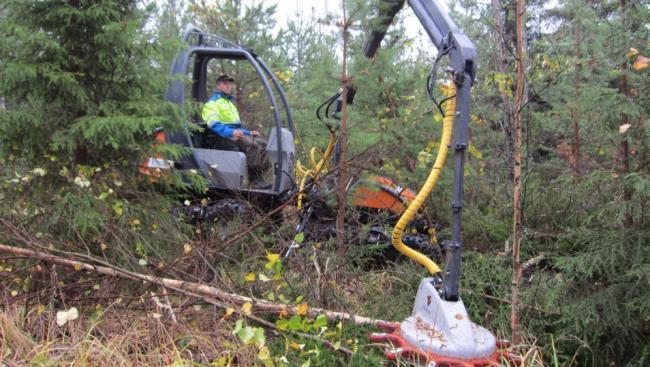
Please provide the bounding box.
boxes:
[0,0,187,260]
[0,0,183,166]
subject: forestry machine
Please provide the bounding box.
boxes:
[363,0,518,366]
[141,27,437,256]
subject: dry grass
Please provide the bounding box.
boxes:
[0,299,256,366]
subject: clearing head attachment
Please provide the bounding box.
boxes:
[370,278,505,367]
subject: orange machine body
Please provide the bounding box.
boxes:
[351,176,416,214]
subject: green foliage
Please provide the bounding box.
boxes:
[0,0,648,366]
[528,173,649,365]
[0,0,190,265]
[0,0,185,167]
[438,0,650,365]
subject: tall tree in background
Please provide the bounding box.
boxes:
[510,0,526,345]
[335,0,351,273]
[617,0,633,228]
[156,0,191,69]
[282,13,339,148]
[571,3,582,176]
[491,0,517,177]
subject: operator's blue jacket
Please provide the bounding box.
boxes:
[201,91,253,138]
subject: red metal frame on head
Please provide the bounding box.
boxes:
[370,321,522,367]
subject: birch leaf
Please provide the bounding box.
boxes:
[241,301,253,315]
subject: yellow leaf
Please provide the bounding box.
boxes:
[225,308,235,317]
[626,48,639,58]
[244,273,256,282]
[257,346,270,360]
[183,243,192,255]
[632,55,649,71]
[100,243,108,251]
[37,304,46,315]
[10,290,18,297]
[289,341,304,350]
[266,252,280,263]
[470,114,485,126]
[296,302,309,316]
[242,302,253,315]
[73,264,82,271]
[215,356,228,367]
[468,144,484,159]
[258,273,270,282]
[278,307,289,318]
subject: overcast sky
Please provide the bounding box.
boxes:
[274,0,331,24]
[271,0,439,58]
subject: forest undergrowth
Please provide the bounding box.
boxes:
[1,0,648,366]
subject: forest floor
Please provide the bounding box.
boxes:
[0,219,547,367]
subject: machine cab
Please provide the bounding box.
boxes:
[163,28,295,195]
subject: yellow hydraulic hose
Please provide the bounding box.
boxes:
[391,79,457,275]
[297,131,337,209]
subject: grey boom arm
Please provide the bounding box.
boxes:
[363,0,477,302]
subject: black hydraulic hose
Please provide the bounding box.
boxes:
[316,92,341,123]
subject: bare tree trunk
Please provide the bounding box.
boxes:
[335,0,350,274]
[571,19,581,176]
[618,0,633,228]
[510,0,526,346]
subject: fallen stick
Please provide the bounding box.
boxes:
[0,243,383,326]
[522,253,546,272]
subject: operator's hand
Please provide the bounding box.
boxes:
[232,130,245,140]
[250,130,260,137]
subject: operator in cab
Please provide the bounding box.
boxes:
[202,74,269,187]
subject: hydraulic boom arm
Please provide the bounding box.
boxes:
[364,3,521,366]
[364,0,477,302]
